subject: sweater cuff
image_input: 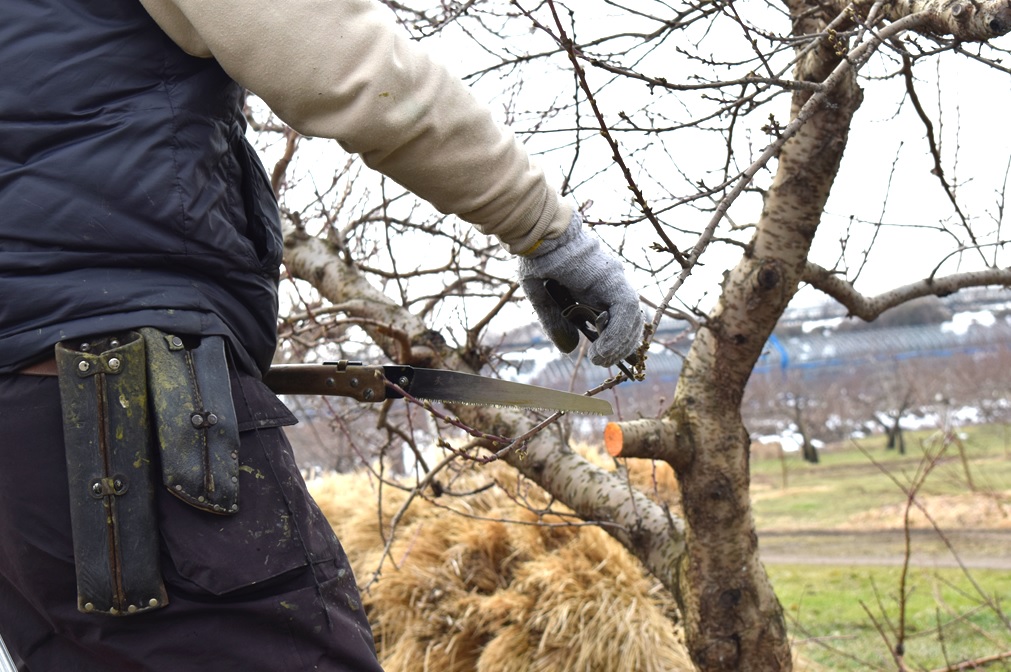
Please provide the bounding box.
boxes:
[510,200,574,256]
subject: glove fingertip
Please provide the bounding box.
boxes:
[589,318,644,367]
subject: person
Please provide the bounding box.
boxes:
[0,0,643,670]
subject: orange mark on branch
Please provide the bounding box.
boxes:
[604,422,624,457]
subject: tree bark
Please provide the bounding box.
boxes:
[658,5,864,667]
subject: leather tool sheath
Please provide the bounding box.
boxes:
[55,333,168,616]
[141,329,240,514]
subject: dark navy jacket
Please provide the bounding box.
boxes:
[0,1,282,375]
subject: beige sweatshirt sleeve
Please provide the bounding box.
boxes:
[139,0,572,254]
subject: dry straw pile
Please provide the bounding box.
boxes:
[309,453,691,672]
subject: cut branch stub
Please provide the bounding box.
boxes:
[604,419,690,469]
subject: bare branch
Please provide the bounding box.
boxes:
[804,262,1011,320]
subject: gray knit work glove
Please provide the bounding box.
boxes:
[518,214,643,367]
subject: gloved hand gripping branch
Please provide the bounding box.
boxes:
[518,214,643,368]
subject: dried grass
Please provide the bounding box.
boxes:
[309,460,691,672]
[839,490,1011,530]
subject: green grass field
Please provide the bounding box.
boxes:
[751,428,1011,529]
[770,564,1010,670]
[750,426,1011,670]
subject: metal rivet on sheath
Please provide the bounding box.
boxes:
[325,377,335,388]
[170,336,183,348]
[107,357,121,371]
[83,602,95,612]
[206,413,218,426]
[127,604,138,614]
[148,598,160,608]
[349,377,359,388]
[398,376,410,387]
[78,360,90,373]
[113,477,124,492]
[91,482,103,496]
[229,504,238,512]
[190,413,203,428]
[80,342,91,352]
[363,388,375,401]
[174,484,183,491]
[109,339,121,348]
[230,450,238,460]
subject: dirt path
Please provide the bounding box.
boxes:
[757,528,1011,570]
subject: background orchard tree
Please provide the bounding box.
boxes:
[252,0,1011,669]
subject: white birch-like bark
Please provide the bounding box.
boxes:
[881,0,1011,39]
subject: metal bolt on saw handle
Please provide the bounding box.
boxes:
[543,279,639,379]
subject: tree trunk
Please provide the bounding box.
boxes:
[661,7,864,667]
[892,418,906,455]
[793,401,820,464]
[802,440,820,465]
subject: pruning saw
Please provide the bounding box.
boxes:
[263,360,612,415]
[263,281,642,415]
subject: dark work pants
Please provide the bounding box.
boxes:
[0,372,384,672]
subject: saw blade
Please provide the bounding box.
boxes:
[392,366,612,416]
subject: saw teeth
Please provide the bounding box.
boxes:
[414,398,607,416]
